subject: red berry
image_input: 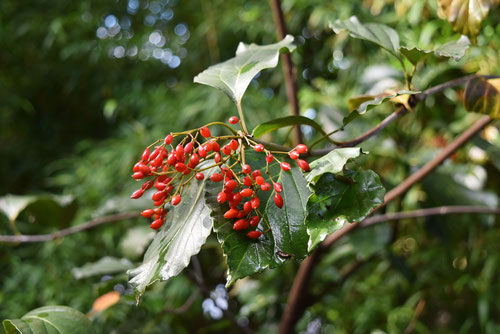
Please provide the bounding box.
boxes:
[251,170,261,179]
[210,173,224,182]
[224,208,239,219]
[198,146,207,158]
[164,134,173,145]
[255,176,265,185]
[230,139,239,151]
[152,154,164,167]
[280,162,291,171]
[167,154,177,166]
[242,164,251,174]
[274,183,283,193]
[237,210,247,218]
[171,195,181,206]
[266,154,274,163]
[222,145,232,155]
[195,172,205,180]
[261,183,271,191]
[184,142,194,154]
[224,179,237,192]
[132,172,146,180]
[153,199,164,206]
[233,219,249,231]
[243,176,253,187]
[254,144,264,152]
[251,197,260,209]
[298,159,310,172]
[247,231,262,239]
[240,188,253,197]
[232,192,243,204]
[214,153,221,163]
[289,151,300,160]
[212,142,220,153]
[217,192,227,204]
[295,144,308,154]
[150,219,164,230]
[243,201,251,212]
[249,216,260,227]
[155,182,166,191]
[152,191,165,201]
[204,141,213,152]
[175,162,187,172]
[142,180,154,190]
[189,153,200,167]
[141,148,150,162]
[200,126,211,137]
[130,189,144,199]
[137,163,151,175]
[229,116,239,124]
[150,147,161,160]
[175,144,184,160]
[274,193,283,208]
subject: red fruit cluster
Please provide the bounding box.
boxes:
[130,119,311,239]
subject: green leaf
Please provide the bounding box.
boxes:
[399,35,471,65]
[0,195,37,222]
[252,116,328,139]
[205,152,311,286]
[72,256,134,279]
[3,305,95,334]
[438,0,493,44]
[434,35,471,61]
[306,148,361,185]
[330,16,401,60]
[345,90,418,125]
[193,35,296,104]
[306,170,385,251]
[464,77,500,118]
[128,164,215,299]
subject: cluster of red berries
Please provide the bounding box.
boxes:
[130,117,310,239]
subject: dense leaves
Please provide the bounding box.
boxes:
[3,306,94,334]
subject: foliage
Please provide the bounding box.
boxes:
[1,0,499,333]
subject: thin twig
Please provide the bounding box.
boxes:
[269,0,303,146]
[279,114,492,334]
[0,212,140,243]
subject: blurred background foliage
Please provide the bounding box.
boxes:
[1,0,499,333]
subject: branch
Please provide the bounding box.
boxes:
[279,114,492,333]
[0,212,140,243]
[309,74,497,156]
[269,0,303,146]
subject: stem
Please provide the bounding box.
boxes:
[0,212,140,243]
[236,101,249,134]
[204,121,238,135]
[269,0,303,146]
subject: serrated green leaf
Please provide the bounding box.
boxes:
[345,90,418,125]
[464,77,500,118]
[128,164,215,299]
[252,116,327,139]
[3,306,95,334]
[434,35,471,61]
[306,170,385,251]
[205,152,311,286]
[438,0,493,44]
[399,35,470,65]
[193,35,296,104]
[306,148,361,185]
[330,16,401,60]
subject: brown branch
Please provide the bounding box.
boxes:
[309,74,496,156]
[0,212,140,243]
[279,114,492,333]
[269,0,303,146]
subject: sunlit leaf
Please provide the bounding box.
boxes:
[438,0,493,43]
[306,170,385,251]
[193,35,296,104]
[330,16,401,60]
[306,148,361,185]
[3,306,95,334]
[464,77,500,118]
[128,164,215,299]
[205,152,310,286]
[252,116,328,139]
[400,35,470,64]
